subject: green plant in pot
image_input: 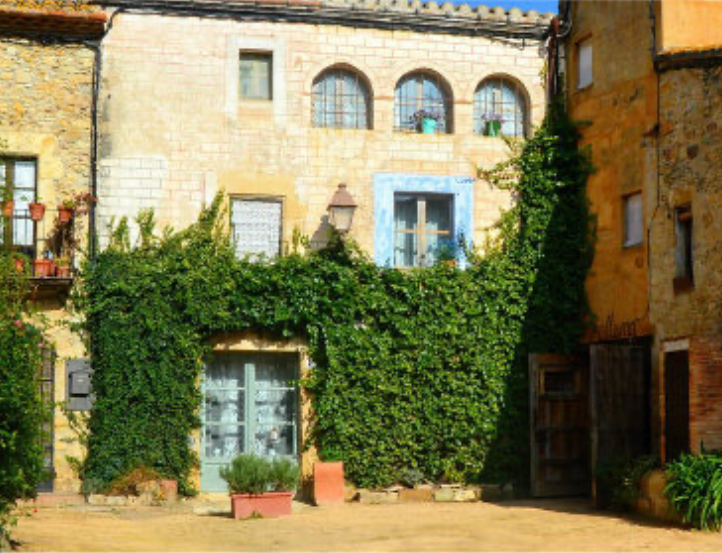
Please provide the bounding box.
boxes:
[220,454,299,519]
[482,113,503,137]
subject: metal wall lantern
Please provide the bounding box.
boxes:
[327,184,357,234]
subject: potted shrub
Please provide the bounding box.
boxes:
[28,199,46,222]
[220,454,299,520]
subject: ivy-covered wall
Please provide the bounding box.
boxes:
[78,102,593,494]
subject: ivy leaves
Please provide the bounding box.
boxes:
[80,101,592,492]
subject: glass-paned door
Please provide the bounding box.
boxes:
[201,352,298,492]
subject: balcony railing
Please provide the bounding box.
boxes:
[2,207,78,281]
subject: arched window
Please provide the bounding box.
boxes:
[473,77,528,138]
[394,71,453,134]
[312,67,372,130]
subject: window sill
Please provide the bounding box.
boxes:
[622,242,644,250]
[673,276,694,294]
[575,83,593,93]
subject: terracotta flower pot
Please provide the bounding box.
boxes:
[2,200,14,217]
[58,206,74,223]
[14,258,25,273]
[313,461,345,506]
[28,202,46,222]
[230,491,293,519]
[159,479,178,502]
[56,264,71,278]
[33,259,56,278]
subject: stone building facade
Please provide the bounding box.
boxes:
[0,2,106,492]
[560,0,722,475]
[94,0,551,492]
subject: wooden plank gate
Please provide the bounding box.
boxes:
[529,354,590,497]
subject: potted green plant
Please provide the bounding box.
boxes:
[58,198,75,223]
[411,109,442,134]
[220,454,299,520]
[482,113,504,137]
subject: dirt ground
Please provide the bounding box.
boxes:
[14,499,722,552]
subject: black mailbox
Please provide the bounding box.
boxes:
[66,358,93,411]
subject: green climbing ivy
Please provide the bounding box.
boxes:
[78,99,593,493]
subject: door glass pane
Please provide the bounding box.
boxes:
[254,356,297,458]
[204,389,244,424]
[204,424,245,460]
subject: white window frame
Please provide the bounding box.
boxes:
[577,38,593,90]
[230,195,283,260]
[622,192,643,248]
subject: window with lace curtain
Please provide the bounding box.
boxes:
[474,77,528,138]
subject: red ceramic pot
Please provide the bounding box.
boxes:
[29,202,46,222]
[58,206,74,223]
[230,491,293,519]
[313,461,345,506]
[2,200,14,217]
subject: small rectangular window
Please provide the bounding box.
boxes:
[577,38,593,89]
[394,194,453,267]
[239,52,272,101]
[674,205,693,291]
[231,197,282,260]
[0,158,37,253]
[623,192,643,247]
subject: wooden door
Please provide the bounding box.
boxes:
[530,354,590,497]
[664,350,690,462]
[590,343,651,500]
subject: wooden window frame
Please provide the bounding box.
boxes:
[393,193,454,268]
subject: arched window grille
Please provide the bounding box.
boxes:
[312,67,372,130]
[394,72,453,134]
[473,77,528,138]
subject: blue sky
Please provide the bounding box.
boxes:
[463,0,558,14]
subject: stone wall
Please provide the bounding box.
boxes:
[0,37,95,492]
[97,12,546,254]
[652,65,722,454]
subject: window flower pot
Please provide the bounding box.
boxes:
[2,200,14,217]
[58,206,74,223]
[230,491,293,519]
[313,461,345,506]
[33,258,56,278]
[14,258,25,273]
[29,202,46,222]
[422,118,438,134]
[485,120,501,137]
[56,264,71,278]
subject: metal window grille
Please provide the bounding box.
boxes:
[473,77,528,138]
[231,197,282,260]
[394,193,454,267]
[38,348,55,492]
[312,68,371,130]
[394,72,453,134]
[239,52,273,101]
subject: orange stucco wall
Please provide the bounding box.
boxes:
[566,0,655,342]
[659,0,722,52]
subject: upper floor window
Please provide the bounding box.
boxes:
[577,38,593,89]
[231,197,282,260]
[473,77,528,138]
[0,158,36,251]
[240,52,273,101]
[394,193,453,267]
[674,205,693,291]
[623,192,643,247]
[312,67,372,130]
[394,71,453,134]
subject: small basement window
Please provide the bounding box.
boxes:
[240,52,273,101]
[623,192,643,247]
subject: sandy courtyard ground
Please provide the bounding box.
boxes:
[14,499,722,552]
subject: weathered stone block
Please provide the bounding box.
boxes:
[358,489,399,504]
[398,488,434,503]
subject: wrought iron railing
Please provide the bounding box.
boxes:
[1,208,78,280]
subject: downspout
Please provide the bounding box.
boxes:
[83,8,125,262]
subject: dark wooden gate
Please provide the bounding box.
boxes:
[590,343,651,495]
[665,350,690,461]
[530,354,590,497]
